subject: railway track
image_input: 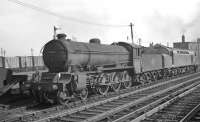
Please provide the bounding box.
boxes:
[179,103,200,122]
[1,72,199,122]
[173,96,200,122]
[36,73,200,122]
[136,83,200,122]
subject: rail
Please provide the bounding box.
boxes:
[179,103,200,122]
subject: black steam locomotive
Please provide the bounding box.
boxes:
[30,34,197,104]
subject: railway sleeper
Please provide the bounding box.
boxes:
[111,100,130,104]
[108,101,126,106]
[90,107,110,112]
[70,113,94,118]
[122,95,141,100]
[176,102,200,106]
[78,111,99,116]
[149,112,185,119]
[100,104,118,108]
[84,109,104,114]
[57,116,84,122]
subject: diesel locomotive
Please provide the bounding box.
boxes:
[31,33,197,104]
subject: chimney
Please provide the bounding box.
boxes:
[182,34,185,43]
[57,33,67,40]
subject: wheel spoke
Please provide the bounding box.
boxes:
[57,91,70,105]
[111,72,122,92]
[97,85,109,95]
[97,73,110,95]
[80,88,88,100]
[111,83,121,92]
[124,81,131,88]
[123,71,132,88]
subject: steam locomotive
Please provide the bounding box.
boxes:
[30,33,197,104]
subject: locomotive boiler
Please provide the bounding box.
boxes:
[43,35,130,73]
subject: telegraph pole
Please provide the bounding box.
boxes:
[1,48,3,56]
[53,26,57,39]
[31,48,35,68]
[31,48,34,56]
[130,22,135,75]
[130,23,134,44]
[3,50,6,57]
[138,38,141,46]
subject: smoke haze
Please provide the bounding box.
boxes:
[146,3,200,44]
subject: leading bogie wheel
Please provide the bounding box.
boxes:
[97,85,109,95]
[57,90,70,105]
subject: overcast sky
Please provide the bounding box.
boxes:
[1,0,200,56]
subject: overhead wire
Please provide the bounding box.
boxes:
[7,0,129,27]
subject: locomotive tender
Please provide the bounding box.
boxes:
[31,34,196,104]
